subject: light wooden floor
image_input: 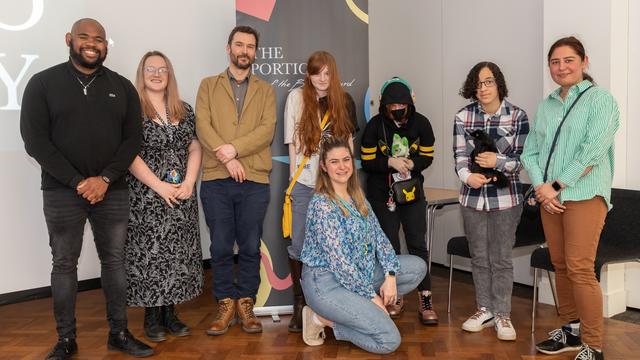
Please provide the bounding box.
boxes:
[1,270,638,359]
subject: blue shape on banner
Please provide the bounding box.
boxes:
[272,156,290,164]
[364,87,371,122]
[273,156,362,169]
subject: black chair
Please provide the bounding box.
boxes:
[447,185,546,313]
[530,245,559,333]
[530,188,640,333]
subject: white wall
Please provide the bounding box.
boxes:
[369,0,543,285]
[0,0,235,294]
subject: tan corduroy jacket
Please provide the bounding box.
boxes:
[195,70,276,184]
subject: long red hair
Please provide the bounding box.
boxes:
[297,51,353,157]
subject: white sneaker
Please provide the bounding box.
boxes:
[495,316,517,341]
[462,308,495,332]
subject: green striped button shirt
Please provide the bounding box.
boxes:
[521,80,620,209]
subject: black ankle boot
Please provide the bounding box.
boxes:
[162,305,190,336]
[288,258,305,333]
[143,306,166,342]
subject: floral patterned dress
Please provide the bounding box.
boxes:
[125,103,203,306]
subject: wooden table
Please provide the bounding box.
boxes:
[424,187,460,271]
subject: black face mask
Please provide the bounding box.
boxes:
[391,108,407,122]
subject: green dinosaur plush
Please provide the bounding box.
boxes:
[391,133,409,158]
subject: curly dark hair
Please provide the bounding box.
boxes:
[459,61,508,101]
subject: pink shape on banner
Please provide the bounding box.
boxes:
[236,0,276,22]
[261,251,292,290]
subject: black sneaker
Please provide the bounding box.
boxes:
[574,345,604,360]
[536,325,582,354]
[107,329,154,358]
[45,338,77,360]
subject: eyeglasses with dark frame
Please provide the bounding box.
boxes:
[477,78,496,89]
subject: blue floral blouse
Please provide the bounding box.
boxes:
[300,193,400,298]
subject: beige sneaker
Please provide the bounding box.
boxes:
[302,306,326,346]
[495,316,517,341]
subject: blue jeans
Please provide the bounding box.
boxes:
[43,188,129,339]
[287,182,314,260]
[200,179,270,300]
[370,199,431,291]
[301,255,426,354]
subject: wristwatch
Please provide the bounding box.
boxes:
[551,180,562,191]
[101,175,111,184]
[385,271,396,278]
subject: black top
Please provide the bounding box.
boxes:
[318,92,360,133]
[360,110,435,202]
[20,61,141,190]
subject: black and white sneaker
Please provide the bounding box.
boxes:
[536,325,582,354]
[462,308,494,332]
[574,344,604,360]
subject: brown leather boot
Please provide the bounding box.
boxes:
[237,297,262,333]
[386,295,405,319]
[288,258,305,333]
[206,298,237,335]
[418,291,439,325]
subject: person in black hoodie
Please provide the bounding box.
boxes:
[360,77,437,325]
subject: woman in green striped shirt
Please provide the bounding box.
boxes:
[521,36,619,360]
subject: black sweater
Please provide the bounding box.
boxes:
[360,112,435,202]
[20,61,141,190]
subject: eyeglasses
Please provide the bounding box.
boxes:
[143,66,169,75]
[477,78,496,89]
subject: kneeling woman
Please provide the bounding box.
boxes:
[299,137,427,354]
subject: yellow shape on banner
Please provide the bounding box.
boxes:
[346,0,368,24]
[256,239,272,307]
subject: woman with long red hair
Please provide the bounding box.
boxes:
[283,50,358,332]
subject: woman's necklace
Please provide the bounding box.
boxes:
[155,104,182,184]
[75,75,97,96]
[337,197,371,256]
[155,104,175,142]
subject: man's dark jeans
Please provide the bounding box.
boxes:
[43,188,129,339]
[200,179,270,300]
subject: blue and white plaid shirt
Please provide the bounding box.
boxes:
[453,99,529,211]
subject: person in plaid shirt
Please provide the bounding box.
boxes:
[452,61,529,341]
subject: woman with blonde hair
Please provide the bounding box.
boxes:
[283,50,358,331]
[125,50,203,342]
[299,137,426,354]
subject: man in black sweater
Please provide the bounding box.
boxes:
[20,18,152,359]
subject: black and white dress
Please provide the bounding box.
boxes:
[125,103,203,306]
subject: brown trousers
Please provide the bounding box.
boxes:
[540,196,607,348]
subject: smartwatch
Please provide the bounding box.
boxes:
[101,175,111,184]
[385,271,396,277]
[551,181,562,191]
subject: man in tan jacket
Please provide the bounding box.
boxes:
[196,25,276,336]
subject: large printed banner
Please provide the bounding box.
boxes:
[236,0,370,309]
